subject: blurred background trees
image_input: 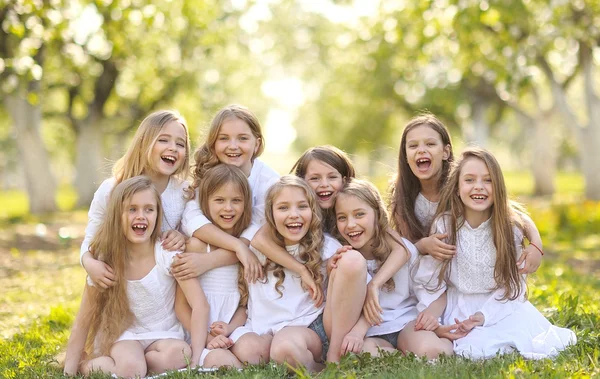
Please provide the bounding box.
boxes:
[1,0,599,214]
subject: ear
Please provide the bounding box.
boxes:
[254,137,262,155]
[442,144,451,161]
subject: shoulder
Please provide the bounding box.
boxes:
[167,178,191,193]
[250,245,268,265]
[254,159,280,182]
[321,233,342,260]
[97,177,117,194]
[154,241,178,275]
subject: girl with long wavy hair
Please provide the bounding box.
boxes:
[413,147,576,359]
[229,176,342,372]
[81,110,192,290]
[333,179,453,359]
[64,176,208,377]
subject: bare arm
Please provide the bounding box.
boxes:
[174,285,192,332]
[517,212,543,274]
[176,278,209,366]
[252,224,306,275]
[415,292,447,331]
[171,238,238,280]
[64,285,93,376]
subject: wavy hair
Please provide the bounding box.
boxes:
[191,105,265,190]
[198,164,252,306]
[430,147,525,301]
[335,179,398,291]
[389,113,453,242]
[85,176,163,356]
[264,175,324,297]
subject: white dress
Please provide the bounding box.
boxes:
[229,234,341,342]
[365,238,420,337]
[116,242,184,348]
[181,159,280,240]
[80,177,189,263]
[414,192,438,232]
[413,215,577,359]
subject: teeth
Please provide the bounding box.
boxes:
[417,158,430,163]
[162,156,176,162]
[226,153,241,157]
[348,231,362,237]
[471,195,487,200]
[287,223,303,228]
[318,191,333,197]
[221,215,234,219]
[132,224,147,230]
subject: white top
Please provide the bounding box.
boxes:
[413,215,576,359]
[117,242,184,343]
[230,234,340,340]
[365,238,420,337]
[181,159,280,241]
[198,245,241,327]
[80,177,189,263]
[414,192,438,232]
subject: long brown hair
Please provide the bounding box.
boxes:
[113,110,190,185]
[335,179,399,291]
[86,176,163,356]
[191,105,265,190]
[291,145,357,233]
[198,164,251,306]
[431,147,524,301]
[389,113,453,242]
[264,176,324,297]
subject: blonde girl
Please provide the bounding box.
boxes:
[334,179,453,359]
[413,147,576,359]
[81,110,191,289]
[174,164,252,369]
[229,176,343,372]
[390,113,543,274]
[64,176,208,377]
[174,104,279,283]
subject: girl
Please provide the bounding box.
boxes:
[413,147,576,359]
[229,176,342,372]
[64,176,208,377]
[174,104,279,283]
[390,113,543,273]
[174,164,252,369]
[81,110,191,289]
[335,179,453,359]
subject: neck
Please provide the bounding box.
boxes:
[419,179,440,202]
[464,209,491,229]
[358,239,376,260]
[127,239,154,261]
[241,160,254,177]
[146,172,170,194]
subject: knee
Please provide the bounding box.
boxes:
[270,339,296,363]
[164,342,191,366]
[117,359,147,378]
[404,339,452,360]
[204,349,238,368]
[336,250,367,276]
[236,336,271,363]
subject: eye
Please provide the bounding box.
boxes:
[240,136,249,141]
[427,142,436,147]
[299,203,309,209]
[408,144,417,149]
[233,198,243,203]
[328,175,340,180]
[277,205,288,211]
[218,136,228,141]
[308,177,319,182]
[484,178,492,183]
[337,215,346,221]
[356,211,365,217]
[158,138,168,143]
[177,142,185,148]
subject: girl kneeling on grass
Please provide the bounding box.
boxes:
[229,176,342,372]
[335,179,453,359]
[413,147,576,359]
[64,176,208,377]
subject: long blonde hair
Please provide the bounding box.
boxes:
[86,176,163,356]
[198,164,251,306]
[335,179,398,291]
[113,110,191,185]
[264,176,324,297]
[389,113,453,242]
[191,105,265,189]
[431,147,524,301]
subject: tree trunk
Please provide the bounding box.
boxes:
[74,123,105,207]
[4,93,57,214]
[581,125,600,200]
[530,116,556,196]
[470,98,490,148]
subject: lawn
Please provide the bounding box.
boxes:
[0,173,598,378]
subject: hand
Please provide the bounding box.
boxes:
[341,332,364,355]
[455,312,484,334]
[363,283,383,326]
[171,253,206,280]
[161,230,186,251]
[414,311,440,331]
[207,334,233,350]
[236,245,263,283]
[209,321,231,337]
[517,245,542,274]
[434,323,469,341]
[300,269,324,307]
[419,234,455,260]
[83,255,116,289]
[327,245,353,273]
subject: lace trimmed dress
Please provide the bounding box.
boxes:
[116,242,184,349]
[414,192,438,232]
[413,215,576,359]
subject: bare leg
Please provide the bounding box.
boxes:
[323,250,367,362]
[145,339,191,375]
[83,340,146,378]
[231,333,273,365]
[361,337,396,357]
[203,348,243,369]
[397,321,453,359]
[270,326,324,373]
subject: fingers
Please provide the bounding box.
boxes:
[104,264,114,274]
[315,289,324,308]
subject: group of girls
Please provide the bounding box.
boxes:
[63,106,576,378]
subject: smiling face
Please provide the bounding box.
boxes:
[207,182,245,234]
[122,189,158,245]
[214,117,260,177]
[335,193,376,252]
[405,124,450,184]
[150,120,187,178]
[303,159,345,210]
[459,157,494,221]
[272,186,313,246]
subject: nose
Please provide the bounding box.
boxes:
[319,177,328,187]
[224,200,233,211]
[289,207,299,218]
[347,216,356,227]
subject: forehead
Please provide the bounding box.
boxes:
[406,124,443,141]
[275,186,308,202]
[460,157,489,175]
[159,121,186,139]
[210,181,243,196]
[336,193,369,211]
[127,189,157,205]
[305,159,340,175]
[219,117,253,135]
